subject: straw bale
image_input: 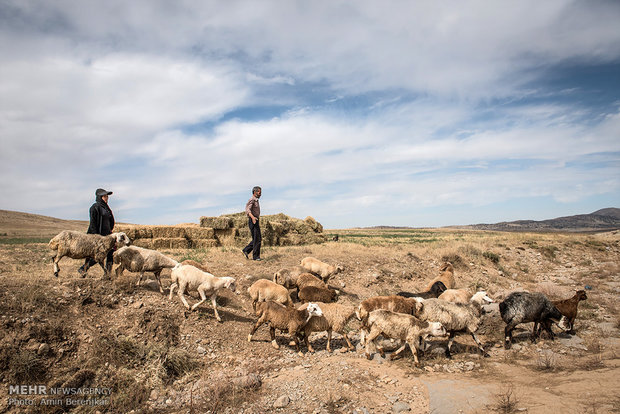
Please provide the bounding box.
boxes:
[136,227,153,238]
[132,239,154,249]
[304,216,323,233]
[215,228,238,244]
[151,226,186,238]
[169,238,190,249]
[184,227,215,240]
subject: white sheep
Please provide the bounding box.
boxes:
[297,302,357,352]
[248,301,323,354]
[113,246,179,293]
[414,291,493,358]
[364,309,446,365]
[247,279,293,311]
[49,230,130,278]
[169,264,237,322]
[273,266,308,288]
[300,257,344,282]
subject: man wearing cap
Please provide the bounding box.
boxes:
[79,188,115,276]
[242,186,262,261]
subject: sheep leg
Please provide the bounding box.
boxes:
[115,263,125,278]
[445,331,456,359]
[52,254,61,277]
[270,327,280,349]
[168,282,177,300]
[542,320,555,340]
[326,330,332,353]
[136,271,145,287]
[177,284,191,310]
[248,315,267,342]
[190,286,207,311]
[154,270,164,294]
[365,327,381,359]
[389,343,408,361]
[531,322,540,343]
[405,338,420,365]
[504,321,517,349]
[303,332,315,353]
[210,294,222,322]
[470,331,488,357]
[343,331,355,352]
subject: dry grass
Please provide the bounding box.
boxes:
[489,384,520,413]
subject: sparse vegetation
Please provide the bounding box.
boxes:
[0,213,618,413]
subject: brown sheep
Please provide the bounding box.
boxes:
[298,302,357,352]
[424,262,455,291]
[553,289,588,334]
[300,257,344,282]
[247,279,293,311]
[273,265,307,288]
[248,301,323,354]
[296,273,328,290]
[298,286,337,303]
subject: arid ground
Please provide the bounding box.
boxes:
[1,214,619,413]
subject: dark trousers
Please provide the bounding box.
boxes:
[243,218,261,259]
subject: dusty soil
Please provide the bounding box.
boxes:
[0,227,619,413]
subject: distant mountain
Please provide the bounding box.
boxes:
[465,208,620,232]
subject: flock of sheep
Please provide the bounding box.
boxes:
[48,229,589,364]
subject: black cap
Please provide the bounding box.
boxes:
[95,188,113,197]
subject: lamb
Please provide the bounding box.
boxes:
[414,291,494,358]
[500,291,571,349]
[300,257,344,282]
[247,279,293,311]
[297,302,357,352]
[364,310,446,365]
[168,264,237,321]
[49,230,130,278]
[397,281,447,299]
[248,301,323,354]
[298,286,337,303]
[113,246,178,293]
[273,266,308,288]
[552,289,588,333]
[356,295,422,327]
[296,273,328,290]
[424,262,455,291]
[438,288,472,304]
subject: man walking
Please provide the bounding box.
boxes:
[242,186,262,261]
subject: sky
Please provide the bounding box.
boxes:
[1,0,619,228]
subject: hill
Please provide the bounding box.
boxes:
[0,209,88,238]
[464,208,620,232]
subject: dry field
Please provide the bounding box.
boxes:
[1,223,619,413]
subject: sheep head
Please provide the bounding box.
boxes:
[471,291,493,305]
[113,232,131,247]
[305,303,323,323]
[224,277,237,294]
[428,322,447,337]
[575,290,588,301]
[558,316,571,332]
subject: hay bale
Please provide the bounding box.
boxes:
[304,216,323,233]
[215,228,238,244]
[169,238,190,249]
[152,238,171,249]
[132,239,154,249]
[184,227,215,240]
[136,227,153,238]
[200,216,233,230]
[151,226,186,238]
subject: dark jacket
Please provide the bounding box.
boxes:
[87,195,115,236]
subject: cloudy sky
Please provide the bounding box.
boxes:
[1,0,619,228]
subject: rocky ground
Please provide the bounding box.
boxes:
[0,229,619,413]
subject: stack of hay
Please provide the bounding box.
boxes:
[114,225,218,249]
[199,212,326,246]
[116,213,326,249]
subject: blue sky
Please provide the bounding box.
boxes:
[1,0,619,228]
